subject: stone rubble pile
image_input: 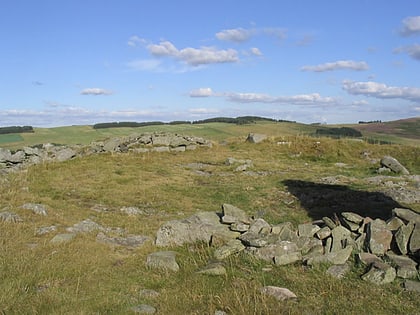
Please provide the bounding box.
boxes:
[0,132,212,173]
[155,204,420,287]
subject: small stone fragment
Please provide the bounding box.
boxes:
[130,304,156,314]
[260,286,297,301]
[50,233,76,244]
[197,262,226,276]
[326,263,351,279]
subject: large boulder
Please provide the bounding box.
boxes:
[380,156,409,175]
[246,133,267,144]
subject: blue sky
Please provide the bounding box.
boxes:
[1,0,419,127]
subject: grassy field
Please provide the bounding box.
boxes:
[0,122,419,314]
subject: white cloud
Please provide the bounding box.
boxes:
[301,60,369,72]
[226,92,337,106]
[249,47,263,56]
[215,27,286,43]
[216,28,254,42]
[147,40,239,66]
[342,80,420,102]
[127,35,147,47]
[399,16,420,36]
[394,44,420,61]
[189,88,214,97]
[80,88,113,95]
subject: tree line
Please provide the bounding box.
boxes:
[0,126,34,134]
[92,116,294,129]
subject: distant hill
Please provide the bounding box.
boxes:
[352,117,420,140]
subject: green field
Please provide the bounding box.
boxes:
[1,119,418,150]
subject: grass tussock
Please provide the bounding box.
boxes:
[0,133,419,314]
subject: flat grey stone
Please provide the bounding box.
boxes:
[196,262,226,276]
[367,219,392,256]
[146,251,179,272]
[130,304,156,314]
[361,261,396,285]
[260,286,297,301]
[50,233,76,244]
[214,239,245,260]
[0,211,23,223]
[274,251,302,266]
[393,208,420,224]
[404,280,420,293]
[298,223,320,237]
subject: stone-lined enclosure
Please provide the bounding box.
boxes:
[1,132,419,309]
[0,132,212,173]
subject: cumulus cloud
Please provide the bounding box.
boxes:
[189,88,214,97]
[80,88,113,95]
[342,80,420,102]
[394,44,420,61]
[301,60,369,72]
[216,28,254,42]
[147,40,239,66]
[399,16,420,36]
[226,92,337,106]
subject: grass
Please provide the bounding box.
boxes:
[0,126,419,314]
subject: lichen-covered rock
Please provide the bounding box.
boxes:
[214,239,246,260]
[196,262,226,276]
[246,133,268,144]
[361,261,396,284]
[367,219,392,256]
[221,203,250,224]
[22,203,48,216]
[395,222,415,255]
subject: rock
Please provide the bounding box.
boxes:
[326,263,351,279]
[22,203,48,216]
[341,212,363,231]
[395,222,415,255]
[155,212,238,247]
[385,252,418,279]
[247,218,271,234]
[392,208,420,224]
[66,219,105,233]
[380,156,409,175]
[260,286,297,301]
[230,222,249,232]
[36,225,57,235]
[138,289,160,299]
[50,233,76,244]
[307,246,353,266]
[221,204,250,224]
[322,216,337,229]
[331,225,351,252]
[246,133,267,144]
[54,147,76,162]
[197,262,226,276]
[274,251,302,266]
[0,211,23,223]
[130,304,156,314]
[96,232,152,248]
[367,219,392,256]
[316,226,332,240]
[271,222,298,242]
[120,206,144,216]
[404,280,420,293]
[248,242,299,262]
[386,216,405,231]
[409,224,420,254]
[357,252,382,266]
[361,261,396,285]
[146,251,179,272]
[298,223,320,237]
[214,239,245,260]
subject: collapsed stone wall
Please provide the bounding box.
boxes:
[155,204,420,288]
[0,132,212,174]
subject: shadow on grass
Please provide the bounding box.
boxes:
[283,179,403,221]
